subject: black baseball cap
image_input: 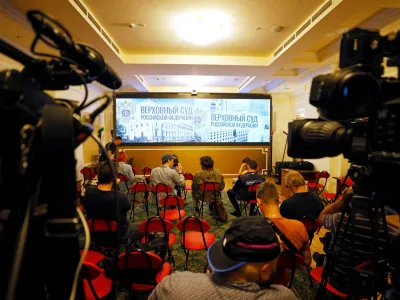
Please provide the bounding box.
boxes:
[207,216,281,273]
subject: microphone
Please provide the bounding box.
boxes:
[27,11,122,90]
[283,131,288,135]
[65,43,122,89]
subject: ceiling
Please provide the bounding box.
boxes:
[83,0,324,56]
[1,0,400,94]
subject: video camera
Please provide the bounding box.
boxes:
[287,27,400,209]
[0,10,121,299]
[287,27,400,299]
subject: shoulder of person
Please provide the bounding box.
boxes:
[269,284,298,299]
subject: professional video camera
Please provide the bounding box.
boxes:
[287,28,400,299]
[0,10,121,300]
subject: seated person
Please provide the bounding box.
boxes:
[116,151,135,194]
[315,189,399,293]
[256,182,311,265]
[84,163,132,243]
[171,154,183,197]
[150,154,185,200]
[280,170,324,220]
[99,136,122,162]
[149,216,297,300]
[238,156,251,175]
[228,160,265,217]
[192,156,227,222]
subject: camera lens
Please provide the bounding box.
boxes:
[288,119,350,159]
[310,67,380,120]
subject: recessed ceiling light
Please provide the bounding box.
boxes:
[270,26,284,33]
[174,11,231,46]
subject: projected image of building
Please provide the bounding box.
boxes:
[196,128,249,142]
[153,123,193,142]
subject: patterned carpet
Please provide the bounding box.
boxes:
[126,190,317,299]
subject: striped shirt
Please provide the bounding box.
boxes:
[322,211,398,292]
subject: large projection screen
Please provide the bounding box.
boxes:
[115,93,271,145]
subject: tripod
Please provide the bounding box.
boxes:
[315,166,391,299]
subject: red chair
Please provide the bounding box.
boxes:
[310,260,372,299]
[87,219,118,252]
[183,173,194,201]
[82,262,113,300]
[300,216,321,244]
[80,250,105,265]
[143,167,152,183]
[138,216,176,266]
[198,182,221,224]
[240,183,261,215]
[81,167,95,181]
[160,195,186,221]
[307,171,330,194]
[132,167,137,175]
[117,173,130,194]
[177,216,215,270]
[130,182,150,220]
[117,249,171,292]
[277,251,313,288]
[322,176,353,204]
[152,183,173,214]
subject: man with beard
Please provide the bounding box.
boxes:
[148,216,297,300]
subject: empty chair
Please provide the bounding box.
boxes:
[152,183,173,214]
[117,249,171,292]
[138,216,176,266]
[160,195,186,221]
[82,261,113,300]
[177,216,215,270]
[307,171,330,194]
[130,182,150,220]
[183,172,194,201]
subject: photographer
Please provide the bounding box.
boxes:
[315,188,399,293]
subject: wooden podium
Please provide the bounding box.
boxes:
[280,168,318,198]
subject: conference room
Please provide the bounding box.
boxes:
[1,0,400,299]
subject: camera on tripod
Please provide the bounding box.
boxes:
[288,27,400,207]
[287,27,400,299]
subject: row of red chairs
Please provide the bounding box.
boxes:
[81,216,215,298]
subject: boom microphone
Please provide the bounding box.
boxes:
[27,10,121,90]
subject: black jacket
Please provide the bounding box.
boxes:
[233,172,265,200]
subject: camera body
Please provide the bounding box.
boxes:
[173,157,179,168]
[288,28,400,208]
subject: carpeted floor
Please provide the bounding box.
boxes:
[126,190,317,299]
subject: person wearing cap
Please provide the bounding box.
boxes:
[256,181,311,265]
[150,154,185,199]
[148,216,297,300]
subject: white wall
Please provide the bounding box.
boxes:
[270,93,291,170]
